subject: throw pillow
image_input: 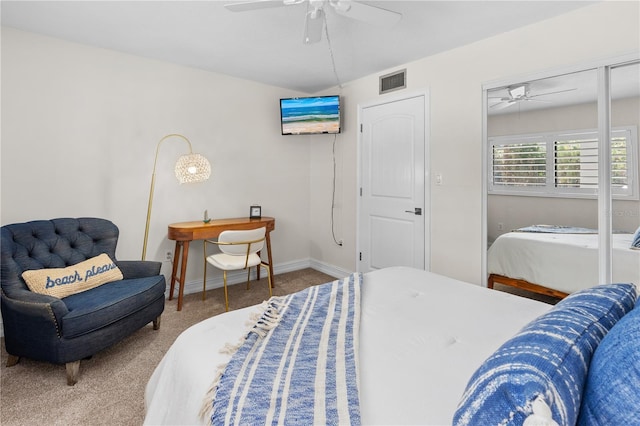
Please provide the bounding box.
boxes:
[577,302,640,425]
[22,253,123,298]
[453,283,637,426]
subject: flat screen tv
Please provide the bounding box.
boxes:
[280,95,341,135]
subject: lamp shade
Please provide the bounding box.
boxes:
[174,153,211,184]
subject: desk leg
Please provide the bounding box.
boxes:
[176,241,190,311]
[169,241,190,311]
[265,231,275,288]
[169,241,181,301]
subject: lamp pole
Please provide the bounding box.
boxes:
[142,134,210,260]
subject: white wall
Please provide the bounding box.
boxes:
[1,27,313,285]
[310,1,640,284]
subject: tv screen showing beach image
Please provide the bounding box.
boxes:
[280,96,340,135]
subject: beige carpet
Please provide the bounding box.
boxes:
[0,268,334,426]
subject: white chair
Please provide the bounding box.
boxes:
[203,227,272,311]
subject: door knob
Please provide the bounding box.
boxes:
[405,208,422,215]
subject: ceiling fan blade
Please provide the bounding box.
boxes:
[224,0,285,12]
[332,0,402,26]
[522,98,552,103]
[528,88,577,99]
[490,101,514,110]
[303,8,325,44]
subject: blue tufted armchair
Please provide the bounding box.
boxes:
[1,218,165,385]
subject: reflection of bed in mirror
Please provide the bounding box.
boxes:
[488,225,640,299]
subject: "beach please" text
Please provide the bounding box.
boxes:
[46,271,82,288]
[45,261,118,288]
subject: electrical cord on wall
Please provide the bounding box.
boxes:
[325,14,343,247]
[331,133,342,246]
[324,14,343,91]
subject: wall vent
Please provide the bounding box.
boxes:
[379,69,406,94]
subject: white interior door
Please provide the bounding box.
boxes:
[358,94,427,272]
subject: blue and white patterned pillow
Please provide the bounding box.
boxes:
[631,226,640,249]
[453,283,638,426]
[577,302,640,424]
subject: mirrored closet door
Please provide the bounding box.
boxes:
[611,61,640,286]
[484,57,640,299]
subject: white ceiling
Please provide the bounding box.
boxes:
[1,0,596,94]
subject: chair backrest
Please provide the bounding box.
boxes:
[1,218,119,296]
[217,227,266,257]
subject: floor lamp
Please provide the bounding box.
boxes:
[142,133,211,260]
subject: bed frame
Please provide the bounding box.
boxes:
[488,274,569,300]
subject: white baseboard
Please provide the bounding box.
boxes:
[176,258,353,297]
[308,258,353,279]
[0,259,351,339]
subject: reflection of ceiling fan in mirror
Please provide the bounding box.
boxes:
[489,83,577,111]
[225,0,402,44]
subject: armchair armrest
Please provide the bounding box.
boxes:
[1,289,69,340]
[115,260,162,279]
[1,287,68,316]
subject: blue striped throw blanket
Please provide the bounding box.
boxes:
[202,272,362,425]
[515,224,598,233]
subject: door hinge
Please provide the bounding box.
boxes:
[359,252,362,261]
[360,123,363,132]
[360,187,362,196]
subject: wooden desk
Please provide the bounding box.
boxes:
[167,217,275,311]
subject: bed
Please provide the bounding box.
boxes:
[488,226,640,299]
[144,266,639,425]
[144,267,550,425]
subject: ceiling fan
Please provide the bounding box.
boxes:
[225,0,402,44]
[489,83,577,110]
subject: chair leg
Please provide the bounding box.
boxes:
[66,360,81,386]
[263,263,273,298]
[6,354,20,367]
[246,268,251,290]
[223,270,229,312]
[153,315,161,330]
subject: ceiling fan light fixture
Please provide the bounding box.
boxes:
[331,0,351,12]
[508,84,528,99]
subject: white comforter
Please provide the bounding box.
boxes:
[488,232,640,294]
[144,266,550,425]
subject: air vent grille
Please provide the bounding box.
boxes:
[379,69,406,94]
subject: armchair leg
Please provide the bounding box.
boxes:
[153,315,161,330]
[66,360,81,386]
[6,354,20,367]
